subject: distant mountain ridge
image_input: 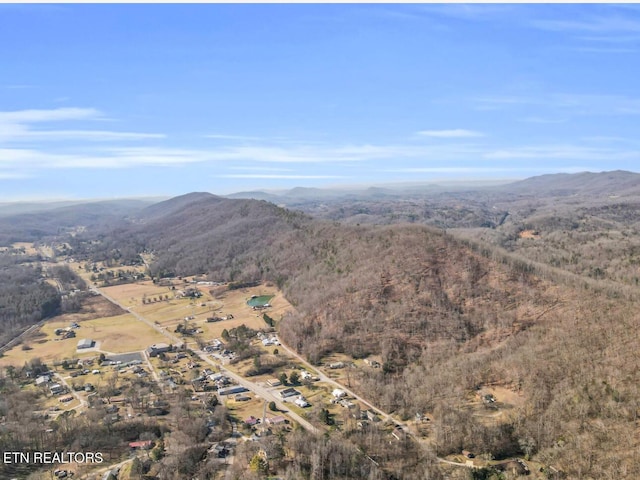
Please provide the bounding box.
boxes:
[138,192,222,220]
[225,170,640,204]
[497,170,640,197]
[0,198,156,246]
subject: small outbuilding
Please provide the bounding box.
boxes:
[77,338,95,349]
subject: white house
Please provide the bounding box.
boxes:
[332,388,346,398]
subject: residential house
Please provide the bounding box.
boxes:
[332,388,346,398]
[280,387,300,399]
[267,415,287,425]
[218,385,249,396]
[35,375,51,386]
[49,383,65,395]
[146,343,172,357]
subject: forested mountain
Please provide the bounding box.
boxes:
[0,199,154,247]
[136,192,218,220]
[229,170,640,287]
[90,185,640,476]
[494,169,640,197]
[121,194,308,279]
[3,171,640,476]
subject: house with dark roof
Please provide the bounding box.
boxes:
[146,343,171,357]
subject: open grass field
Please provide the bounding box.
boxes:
[91,314,168,353]
[0,313,168,367]
[40,392,81,413]
[102,280,292,342]
[101,282,175,308]
[225,395,265,423]
[198,285,291,339]
[136,299,221,328]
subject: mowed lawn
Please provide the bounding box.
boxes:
[0,314,167,367]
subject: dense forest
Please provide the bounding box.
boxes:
[0,254,60,347]
[0,253,89,349]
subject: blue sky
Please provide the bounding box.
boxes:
[2,4,640,200]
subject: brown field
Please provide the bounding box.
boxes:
[11,242,40,255]
[102,281,292,342]
[91,314,168,353]
[101,282,176,308]
[0,313,167,367]
[225,396,266,423]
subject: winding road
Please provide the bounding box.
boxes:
[90,286,318,434]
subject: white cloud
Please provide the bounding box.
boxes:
[483,145,640,161]
[228,166,294,172]
[3,129,166,142]
[532,16,640,34]
[0,147,208,170]
[572,47,636,54]
[0,107,165,144]
[0,141,485,173]
[205,134,268,141]
[1,84,34,90]
[578,34,640,43]
[387,166,588,174]
[2,129,638,180]
[220,174,344,179]
[206,144,485,164]
[0,107,100,123]
[417,129,484,138]
[0,171,30,180]
[519,116,568,124]
[474,93,640,115]
[419,4,518,21]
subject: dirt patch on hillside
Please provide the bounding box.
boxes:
[518,229,540,239]
[486,385,525,408]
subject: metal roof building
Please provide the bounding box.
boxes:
[77,338,95,349]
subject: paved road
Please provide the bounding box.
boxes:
[92,285,493,473]
[54,371,88,410]
[193,348,318,433]
[91,286,318,434]
[82,456,133,480]
[276,336,485,471]
[0,319,48,354]
[276,337,398,425]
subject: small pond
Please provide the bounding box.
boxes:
[247,295,274,307]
